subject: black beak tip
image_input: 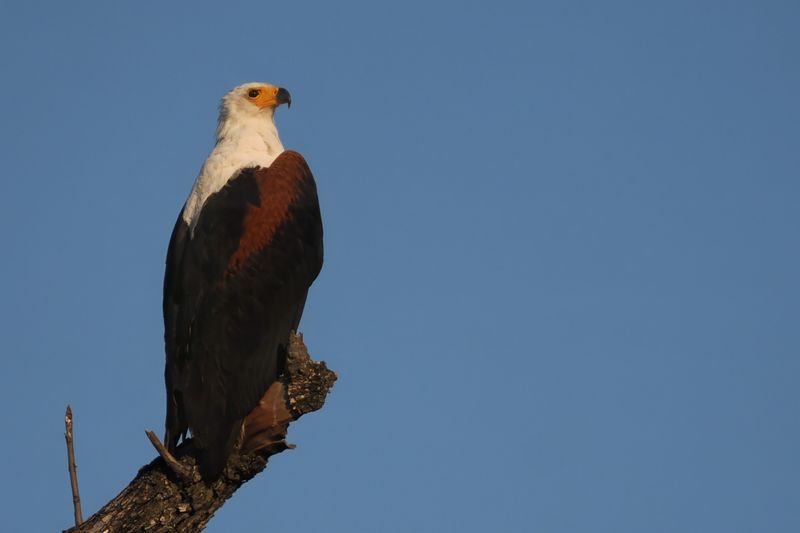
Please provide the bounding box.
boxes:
[277,87,292,108]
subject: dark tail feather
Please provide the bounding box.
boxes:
[198,421,242,482]
[164,388,186,454]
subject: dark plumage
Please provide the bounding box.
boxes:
[163,150,323,480]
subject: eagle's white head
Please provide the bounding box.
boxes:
[216,82,292,142]
[183,82,293,230]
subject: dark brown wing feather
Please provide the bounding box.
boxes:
[163,210,190,450]
[163,151,323,480]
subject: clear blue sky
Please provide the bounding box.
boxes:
[1,1,798,531]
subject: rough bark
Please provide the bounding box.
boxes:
[63,333,336,533]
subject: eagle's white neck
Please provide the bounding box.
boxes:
[182,111,284,231]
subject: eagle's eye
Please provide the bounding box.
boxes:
[248,89,261,98]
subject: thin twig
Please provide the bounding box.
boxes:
[64,405,83,527]
[145,430,194,480]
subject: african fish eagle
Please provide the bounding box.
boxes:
[163,82,323,481]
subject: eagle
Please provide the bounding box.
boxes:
[162,82,323,481]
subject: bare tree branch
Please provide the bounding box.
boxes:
[63,333,337,533]
[64,405,83,527]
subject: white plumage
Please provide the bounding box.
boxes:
[182,82,286,231]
